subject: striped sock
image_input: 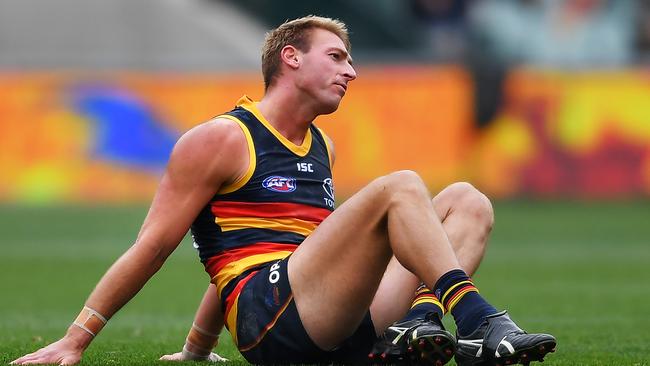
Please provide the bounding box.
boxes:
[434,269,497,336]
[402,283,445,322]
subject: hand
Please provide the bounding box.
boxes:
[159,350,228,362]
[11,337,84,366]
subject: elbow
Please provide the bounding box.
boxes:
[129,239,175,270]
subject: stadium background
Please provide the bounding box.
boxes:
[1,0,649,365]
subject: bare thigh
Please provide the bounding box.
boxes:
[288,171,461,350]
[369,182,494,332]
[288,176,394,350]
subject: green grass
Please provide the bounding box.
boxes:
[1,201,649,365]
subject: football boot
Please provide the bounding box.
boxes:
[455,311,556,366]
[368,312,456,365]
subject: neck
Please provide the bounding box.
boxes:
[257,86,318,145]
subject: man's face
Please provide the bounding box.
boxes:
[295,28,357,114]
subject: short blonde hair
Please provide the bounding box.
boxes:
[261,15,350,90]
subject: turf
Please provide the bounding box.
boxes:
[1,201,649,365]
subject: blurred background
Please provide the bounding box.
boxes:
[1,1,649,364]
[2,0,650,202]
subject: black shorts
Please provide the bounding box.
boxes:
[232,256,377,364]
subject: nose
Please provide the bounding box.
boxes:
[343,62,357,81]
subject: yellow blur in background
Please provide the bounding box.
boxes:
[1,67,650,203]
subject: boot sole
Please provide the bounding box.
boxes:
[407,330,456,366]
[456,339,556,366]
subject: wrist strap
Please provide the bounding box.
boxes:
[72,306,107,337]
[192,322,220,338]
[185,322,219,355]
[182,344,210,361]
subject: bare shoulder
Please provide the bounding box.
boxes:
[176,117,245,153]
[168,117,248,186]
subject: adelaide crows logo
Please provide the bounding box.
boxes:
[323,178,335,199]
[262,176,297,193]
[322,178,335,208]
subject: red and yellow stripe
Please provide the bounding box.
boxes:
[211,201,331,223]
[411,285,445,314]
[206,243,298,298]
[216,216,318,237]
[441,280,479,312]
[211,201,331,238]
[412,293,445,314]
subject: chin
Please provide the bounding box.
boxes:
[318,96,343,115]
[320,102,340,115]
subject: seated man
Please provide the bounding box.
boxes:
[12,16,555,366]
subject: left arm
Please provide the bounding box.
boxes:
[160,284,227,362]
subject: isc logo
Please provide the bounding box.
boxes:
[262,176,297,193]
[296,162,313,172]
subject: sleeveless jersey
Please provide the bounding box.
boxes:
[190,95,335,307]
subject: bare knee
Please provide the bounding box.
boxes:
[445,182,494,232]
[380,170,430,205]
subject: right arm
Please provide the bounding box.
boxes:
[11,118,249,366]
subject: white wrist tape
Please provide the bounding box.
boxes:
[72,306,108,337]
[192,322,220,338]
[186,322,220,353]
[182,344,210,361]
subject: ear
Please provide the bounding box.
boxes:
[280,45,301,70]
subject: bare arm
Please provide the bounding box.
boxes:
[160,284,227,362]
[12,118,248,366]
[191,284,225,342]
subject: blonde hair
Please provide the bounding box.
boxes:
[261,15,350,90]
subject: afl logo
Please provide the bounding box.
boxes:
[262,176,297,193]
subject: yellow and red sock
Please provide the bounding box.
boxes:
[403,283,444,321]
[434,269,497,336]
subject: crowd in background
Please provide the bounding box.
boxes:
[411,0,644,67]
[410,0,645,126]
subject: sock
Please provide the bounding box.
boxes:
[434,269,497,337]
[402,283,444,322]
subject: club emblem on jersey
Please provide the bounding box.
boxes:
[262,176,297,193]
[323,178,335,200]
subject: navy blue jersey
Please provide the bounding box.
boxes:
[190,95,335,305]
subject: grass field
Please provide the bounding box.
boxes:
[1,201,649,365]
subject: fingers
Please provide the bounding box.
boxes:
[15,357,57,366]
[11,349,80,366]
[10,356,26,364]
[17,360,44,365]
[12,356,57,365]
[16,354,78,365]
[159,352,183,361]
[11,351,40,365]
[159,351,228,362]
[207,353,228,362]
[59,354,81,366]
